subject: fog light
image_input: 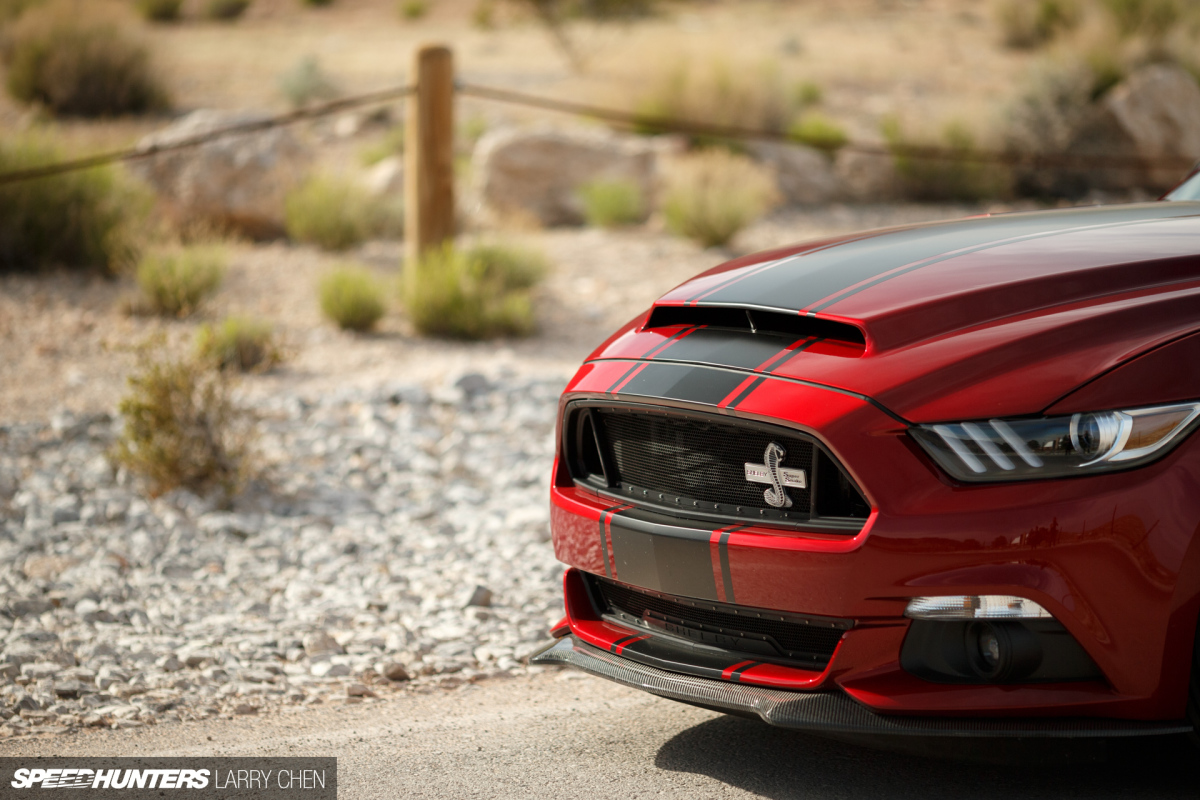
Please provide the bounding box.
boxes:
[905,595,1053,621]
[965,621,1042,682]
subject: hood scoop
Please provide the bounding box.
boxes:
[646,305,866,348]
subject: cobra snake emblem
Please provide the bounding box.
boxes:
[762,442,793,508]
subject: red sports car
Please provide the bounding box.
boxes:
[533,179,1200,747]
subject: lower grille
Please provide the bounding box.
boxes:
[594,577,850,668]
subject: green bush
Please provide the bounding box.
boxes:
[996,0,1081,49]
[885,118,1009,202]
[662,150,778,249]
[787,113,849,153]
[136,246,226,317]
[286,175,401,250]
[793,80,823,107]
[4,1,169,116]
[278,55,339,109]
[205,0,250,20]
[399,0,427,19]
[0,137,143,273]
[404,243,546,340]
[0,0,46,23]
[1102,0,1180,39]
[319,266,386,331]
[358,126,405,166]
[579,178,645,228]
[195,316,282,372]
[113,352,253,499]
[135,0,182,22]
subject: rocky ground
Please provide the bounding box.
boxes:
[0,369,567,737]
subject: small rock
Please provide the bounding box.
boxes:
[20,663,60,680]
[455,373,492,397]
[310,662,351,678]
[380,662,410,682]
[155,655,183,673]
[303,631,344,658]
[80,714,106,727]
[53,681,88,699]
[233,704,258,715]
[463,585,493,608]
[345,683,375,698]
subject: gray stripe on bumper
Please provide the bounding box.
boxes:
[531,636,1193,739]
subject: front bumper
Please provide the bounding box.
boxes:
[532,635,1192,738]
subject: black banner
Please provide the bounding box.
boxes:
[0,758,336,799]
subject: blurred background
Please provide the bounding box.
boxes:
[5,0,1200,740]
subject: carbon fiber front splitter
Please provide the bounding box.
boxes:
[531,635,1194,739]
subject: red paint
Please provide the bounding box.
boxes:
[550,204,1200,725]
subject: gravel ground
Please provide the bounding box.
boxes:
[0,369,568,737]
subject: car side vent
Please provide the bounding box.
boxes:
[646,305,866,346]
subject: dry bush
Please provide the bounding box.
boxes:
[404,243,546,340]
[194,316,282,373]
[578,178,645,228]
[0,137,144,273]
[285,175,401,251]
[631,57,794,146]
[135,0,181,22]
[278,55,340,109]
[996,0,1081,49]
[319,265,386,332]
[113,352,254,499]
[787,113,849,154]
[205,0,250,20]
[1102,0,1180,39]
[662,150,778,249]
[136,245,226,317]
[399,0,427,18]
[884,118,1010,202]
[4,1,169,116]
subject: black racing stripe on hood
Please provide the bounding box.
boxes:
[616,362,749,406]
[651,328,799,371]
[699,205,1200,313]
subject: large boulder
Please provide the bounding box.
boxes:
[747,141,841,205]
[130,110,311,239]
[1072,64,1200,191]
[471,126,663,227]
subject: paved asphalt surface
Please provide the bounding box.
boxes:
[1,668,1195,799]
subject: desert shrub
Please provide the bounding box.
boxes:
[884,118,1009,202]
[113,353,253,499]
[632,58,793,147]
[0,137,144,273]
[661,150,778,249]
[579,178,645,228]
[194,316,282,372]
[996,0,1081,48]
[1102,0,1180,38]
[793,80,823,107]
[205,0,250,20]
[286,176,401,250]
[319,265,386,331]
[358,126,404,166]
[787,113,849,153]
[136,246,226,317]
[135,0,182,22]
[472,0,495,28]
[278,55,339,109]
[0,0,46,23]
[399,0,427,18]
[404,243,546,340]
[4,1,169,116]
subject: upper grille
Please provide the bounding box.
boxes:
[599,410,814,513]
[594,577,848,667]
[565,402,869,530]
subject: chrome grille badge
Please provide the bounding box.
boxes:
[744,442,807,508]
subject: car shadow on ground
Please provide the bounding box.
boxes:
[655,714,1195,799]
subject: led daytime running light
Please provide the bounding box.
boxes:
[905,595,1054,621]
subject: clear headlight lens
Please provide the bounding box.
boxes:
[910,402,1200,482]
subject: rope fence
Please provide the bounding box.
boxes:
[0,73,1196,188]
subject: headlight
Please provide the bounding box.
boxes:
[910,402,1200,482]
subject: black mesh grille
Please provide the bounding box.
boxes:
[596,410,814,513]
[596,578,846,664]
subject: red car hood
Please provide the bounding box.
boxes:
[595,203,1200,422]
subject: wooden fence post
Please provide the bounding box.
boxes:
[405,44,455,279]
